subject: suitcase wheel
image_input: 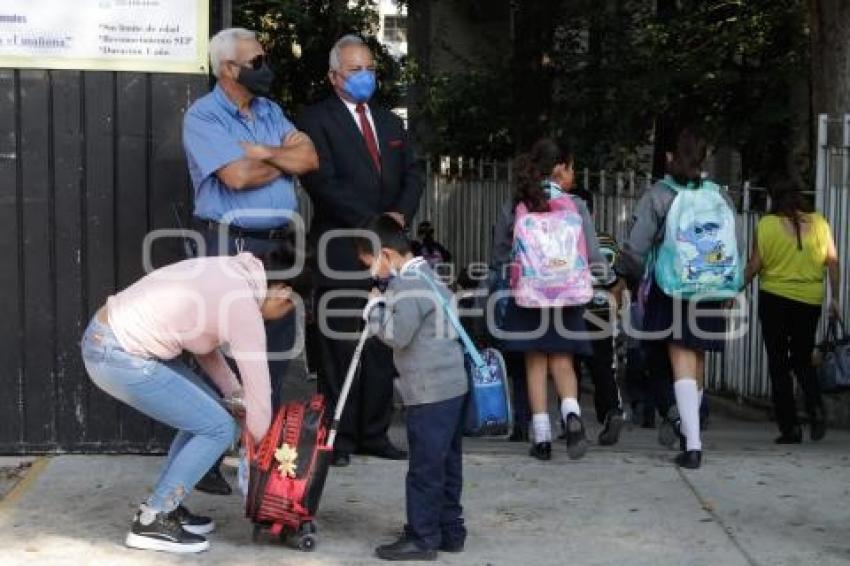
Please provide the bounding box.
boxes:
[296,521,318,552]
[297,533,317,552]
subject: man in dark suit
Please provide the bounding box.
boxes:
[297,35,422,467]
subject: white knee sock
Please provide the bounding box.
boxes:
[674,379,702,451]
[560,398,581,421]
[532,413,552,443]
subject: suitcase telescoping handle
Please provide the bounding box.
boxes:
[326,324,371,449]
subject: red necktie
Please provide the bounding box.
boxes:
[356,103,381,172]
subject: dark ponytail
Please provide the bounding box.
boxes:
[666,126,708,187]
[514,138,573,213]
[768,179,813,251]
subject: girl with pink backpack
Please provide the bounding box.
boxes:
[490,139,608,461]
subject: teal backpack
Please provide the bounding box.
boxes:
[654,176,742,299]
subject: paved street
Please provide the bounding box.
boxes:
[1,406,848,566]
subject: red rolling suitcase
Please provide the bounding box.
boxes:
[244,325,370,551]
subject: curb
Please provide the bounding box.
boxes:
[0,457,50,512]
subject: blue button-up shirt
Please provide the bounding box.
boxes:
[183,85,297,230]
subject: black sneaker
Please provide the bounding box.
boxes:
[529,442,552,461]
[565,414,588,460]
[598,410,625,446]
[169,504,215,535]
[125,506,209,554]
[674,450,702,469]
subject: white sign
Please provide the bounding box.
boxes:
[0,0,209,74]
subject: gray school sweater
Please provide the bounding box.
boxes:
[366,257,469,406]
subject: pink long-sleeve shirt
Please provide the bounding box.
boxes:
[106,253,272,442]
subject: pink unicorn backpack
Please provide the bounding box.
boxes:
[510,195,593,307]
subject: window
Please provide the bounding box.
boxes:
[383,15,407,44]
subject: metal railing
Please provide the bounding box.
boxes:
[298,131,850,404]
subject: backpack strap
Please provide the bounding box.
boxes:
[416,269,488,372]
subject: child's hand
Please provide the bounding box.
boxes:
[363,293,387,321]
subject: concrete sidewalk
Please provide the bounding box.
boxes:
[1,412,849,566]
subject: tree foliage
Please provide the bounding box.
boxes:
[414,0,809,179]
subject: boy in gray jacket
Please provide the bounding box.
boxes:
[354,215,468,562]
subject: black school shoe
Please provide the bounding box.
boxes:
[375,537,437,561]
[169,504,215,535]
[440,539,465,553]
[565,414,588,460]
[125,506,209,554]
[529,442,552,461]
[194,467,231,496]
[598,410,625,446]
[674,450,702,469]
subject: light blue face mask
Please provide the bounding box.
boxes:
[343,70,377,103]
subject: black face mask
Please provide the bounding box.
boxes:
[237,62,275,97]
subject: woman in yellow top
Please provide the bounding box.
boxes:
[744,181,840,444]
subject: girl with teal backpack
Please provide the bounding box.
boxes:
[611,126,742,470]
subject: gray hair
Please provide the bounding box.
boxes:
[209,27,257,78]
[329,34,370,71]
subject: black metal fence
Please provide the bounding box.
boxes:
[0,69,208,453]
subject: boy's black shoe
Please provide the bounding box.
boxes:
[598,410,625,446]
[439,540,465,553]
[674,450,702,470]
[529,442,552,461]
[194,467,231,496]
[775,427,803,444]
[169,504,215,535]
[375,537,437,561]
[125,505,209,553]
[565,414,588,460]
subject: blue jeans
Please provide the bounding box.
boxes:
[405,394,467,550]
[81,317,237,512]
